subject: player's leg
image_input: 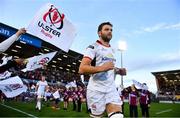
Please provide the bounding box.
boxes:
[72,99,76,111]
[36,97,40,110]
[36,93,43,111]
[105,89,124,118]
[141,104,145,117]
[129,105,133,117]
[35,95,39,109]
[37,98,42,110]
[63,100,68,110]
[106,103,123,118]
[145,105,149,117]
[87,89,105,118]
[134,105,138,117]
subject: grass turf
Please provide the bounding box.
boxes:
[0,100,180,117]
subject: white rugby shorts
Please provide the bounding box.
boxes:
[37,92,45,99]
[87,89,122,115]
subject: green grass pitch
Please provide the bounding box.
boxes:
[0,101,180,117]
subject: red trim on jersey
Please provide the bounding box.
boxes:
[96,40,111,47]
[83,56,92,60]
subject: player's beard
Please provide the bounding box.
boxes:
[101,33,112,43]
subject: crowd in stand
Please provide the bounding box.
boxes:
[157,84,180,101]
[18,68,82,84]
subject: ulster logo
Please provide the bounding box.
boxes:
[38,57,49,65]
[38,5,64,38]
[43,5,65,30]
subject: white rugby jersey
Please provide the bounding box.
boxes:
[84,40,116,93]
[37,80,48,94]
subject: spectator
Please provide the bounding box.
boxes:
[139,83,151,117]
[125,84,139,118]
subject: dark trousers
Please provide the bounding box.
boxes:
[77,99,82,112]
[73,99,76,110]
[130,105,138,118]
[122,102,124,114]
[140,104,149,117]
[86,99,90,113]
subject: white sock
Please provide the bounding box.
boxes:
[39,101,41,110]
[37,101,41,110]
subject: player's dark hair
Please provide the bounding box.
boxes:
[98,22,113,32]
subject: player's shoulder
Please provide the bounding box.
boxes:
[86,42,99,50]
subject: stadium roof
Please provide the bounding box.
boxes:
[0,22,83,73]
[152,69,180,81]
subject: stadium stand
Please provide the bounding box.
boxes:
[152,69,180,101]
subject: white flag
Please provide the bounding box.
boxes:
[0,76,27,98]
[22,51,57,72]
[0,71,12,80]
[65,81,77,89]
[132,80,148,90]
[27,3,76,52]
[53,90,60,99]
[0,56,12,66]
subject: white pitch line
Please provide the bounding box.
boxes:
[0,103,38,118]
[156,109,172,114]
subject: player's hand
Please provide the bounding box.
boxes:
[15,58,28,66]
[16,28,26,37]
[116,68,127,75]
[101,61,114,71]
[148,104,150,107]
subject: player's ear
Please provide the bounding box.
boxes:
[98,31,101,37]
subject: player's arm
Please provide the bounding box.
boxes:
[79,57,114,74]
[15,28,26,37]
[35,85,39,92]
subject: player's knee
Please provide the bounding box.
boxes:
[108,111,123,118]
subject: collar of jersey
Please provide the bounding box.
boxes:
[96,40,111,47]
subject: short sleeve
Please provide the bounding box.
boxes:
[83,44,96,60]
